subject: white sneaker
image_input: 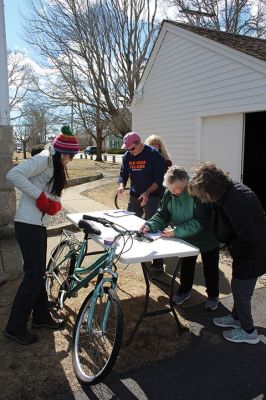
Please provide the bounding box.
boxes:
[223,328,260,344]
[213,314,241,328]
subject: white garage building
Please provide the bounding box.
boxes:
[131,21,266,208]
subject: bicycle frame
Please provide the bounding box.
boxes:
[46,228,119,308]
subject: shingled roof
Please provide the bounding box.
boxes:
[165,20,266,62]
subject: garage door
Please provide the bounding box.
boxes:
[200,113,244,181]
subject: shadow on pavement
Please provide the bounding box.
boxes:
[61,288,266,400]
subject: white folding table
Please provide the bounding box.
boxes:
[68,210,199,344]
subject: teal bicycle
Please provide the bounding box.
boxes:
[45,214,149,385]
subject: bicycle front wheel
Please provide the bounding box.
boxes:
[72,287,123,385]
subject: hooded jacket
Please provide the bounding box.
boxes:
[6,148,61,227]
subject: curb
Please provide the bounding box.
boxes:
[47,221,78,237]
[67,173,103,187]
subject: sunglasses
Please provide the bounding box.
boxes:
[128,141,140,152]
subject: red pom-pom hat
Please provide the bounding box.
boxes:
[53,125,80,154]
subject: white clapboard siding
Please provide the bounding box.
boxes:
[132,23,266,172]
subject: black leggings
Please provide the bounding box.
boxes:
[6,222,49,334]
[178,247,220,298]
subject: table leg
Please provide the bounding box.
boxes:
[125,259,187,346]
[125,261,151,346]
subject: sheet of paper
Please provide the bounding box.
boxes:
[104,210,136,218]
[145,231,162,241]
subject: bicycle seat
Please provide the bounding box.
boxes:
[78,220,101,236]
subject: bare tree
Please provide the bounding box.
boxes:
[8,50,36,120]
[23,0,159,160]
[13,125,33,159]
[14,101,59,158]
[165,0,266,37]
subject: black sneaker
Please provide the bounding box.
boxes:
[4,329,38,345]
[32,316,65,330]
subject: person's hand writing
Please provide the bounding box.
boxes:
[160,229,175,238]
[138,192,149,207]
[139,224,150,233]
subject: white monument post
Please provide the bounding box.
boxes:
[0,0,16,237]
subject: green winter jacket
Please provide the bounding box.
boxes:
[145,189,219,252]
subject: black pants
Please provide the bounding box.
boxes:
[178,247,220,298]
[128,194,161,220]
[6,222,50,334]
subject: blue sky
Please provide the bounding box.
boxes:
[4,0,174,53]
[4,0,29,51]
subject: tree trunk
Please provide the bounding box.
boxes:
[95,123,103,162]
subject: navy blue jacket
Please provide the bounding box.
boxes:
[118,145,165,197]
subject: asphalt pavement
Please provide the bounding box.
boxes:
[52,174,266,400]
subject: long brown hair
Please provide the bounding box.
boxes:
[188,162,231,202]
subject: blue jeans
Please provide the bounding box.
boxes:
[231,277,257,331]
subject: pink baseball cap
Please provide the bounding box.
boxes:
[121,132,141,149]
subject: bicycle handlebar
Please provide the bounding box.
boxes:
[83,214,109,226]
[82,214,154,242]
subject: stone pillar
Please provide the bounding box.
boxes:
[0,1,16,238]
[0,126,15,238]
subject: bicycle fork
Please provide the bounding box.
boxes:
[86,267,118,335]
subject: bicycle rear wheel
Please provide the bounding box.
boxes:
[45,240,72,303]
[114,187,130,209]
[72,287,123,385]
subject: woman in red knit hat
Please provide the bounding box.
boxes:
[4,125,80,345]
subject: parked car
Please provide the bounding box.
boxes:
[16,145,22,153]
[84,146,97,155]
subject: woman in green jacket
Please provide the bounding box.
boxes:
[141,165,220,311]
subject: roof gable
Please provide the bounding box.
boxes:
[165,20,266,62]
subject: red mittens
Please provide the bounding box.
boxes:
[46,200,62,216]
[36,192,61,215]
[36,192,50,213]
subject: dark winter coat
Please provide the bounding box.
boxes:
[213,181,266,279]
